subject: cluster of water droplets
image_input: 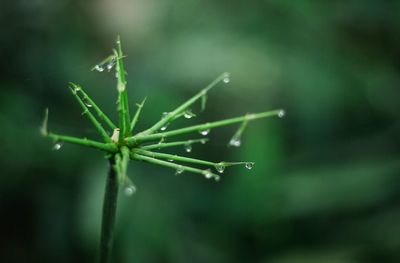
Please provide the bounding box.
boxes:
[92,55,117,73]
[203,169,220,181]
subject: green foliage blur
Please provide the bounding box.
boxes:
[1,1,400,262]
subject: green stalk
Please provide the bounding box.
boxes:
[100,156,120,263]
[126,109,283,145]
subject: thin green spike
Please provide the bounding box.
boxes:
[130,97,147,133]
[70,83,117,130]
[69,84,112,143]
[40,108,49,136]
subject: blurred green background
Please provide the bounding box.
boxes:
[1,0,400,262]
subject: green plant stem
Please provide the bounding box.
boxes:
[47,133,117,152]
[126,109,282,145]
[134,149,215,166]
[100,157,120,263]
[132,153,220,178]
[141,138,208,150]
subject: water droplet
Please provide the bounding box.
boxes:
[223,74,230,83]
[84,99,92,108]
[160,124,169,131]
[184,142,192,152]
[278,110,285,118]
[53,142,63,151]
[175,166,184,175]
[229,136,241,147]
[245,162,254,170]
[200,139,207,144]
[161,112,169,119]
[214,175,221,181]
[199,129,210,136]
[215,162,225,173]
[124,185,136,196]
[168,158,174,162]
[93,65,105,72]
[106,58,116,71]
[184,109,196,119]
[74,86,81,93]
[203,169,213,179]
[158,137,165,144]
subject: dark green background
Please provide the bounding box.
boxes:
[1,1,400,262]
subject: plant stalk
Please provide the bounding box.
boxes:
[100,157,120,263]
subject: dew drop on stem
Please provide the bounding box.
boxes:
[214,162,225,173]
[184,142,192,152]
[228,135,241,147]
[200,139,207,144]
[199,129,210,136]
[93,65,105,72]
[278,110,285,118]
[223,73,230,83]
[184,109,196,119]
[84,99,93,108]
[161,112,169,119]
[124,185,136,196]
[53,142,63,151]
[203,169,213,179]
[245,162,254,170]
[175,165,184,175]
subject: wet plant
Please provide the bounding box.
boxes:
[41,36,285,263]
